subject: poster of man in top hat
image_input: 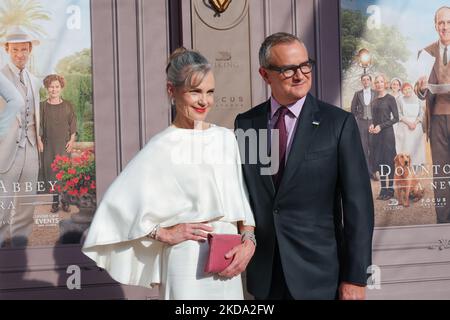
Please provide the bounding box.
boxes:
[0,0,93,248]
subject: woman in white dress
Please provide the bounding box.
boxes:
[0,72,23,139]
[395,82,426,168]
[82,48,256,300]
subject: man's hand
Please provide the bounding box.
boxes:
[418,76,429,93]
[37,138,44,152]
[339,282,366,300]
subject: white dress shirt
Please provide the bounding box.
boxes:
[363,88,372,106]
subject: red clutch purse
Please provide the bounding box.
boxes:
[204,233,241,273]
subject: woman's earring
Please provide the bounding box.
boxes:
[170,98,175,106]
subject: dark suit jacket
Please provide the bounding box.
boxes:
[235,94,374,299]
[350,89,376,120]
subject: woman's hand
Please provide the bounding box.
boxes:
[218,239,255,278]
[157,223,213,245]
[372,125,381,134]
[368,124,375,134]
[65,140,75,153]
[408,122,417,130]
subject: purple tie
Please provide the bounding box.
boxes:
[273,106,290,189]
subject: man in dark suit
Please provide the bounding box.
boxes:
[351,74,377,180]
[235,32,374,300]
[416,6,450,224]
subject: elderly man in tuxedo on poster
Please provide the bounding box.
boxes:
[235,32,374,300]
[0,27,42,247]
[416,6,450,224]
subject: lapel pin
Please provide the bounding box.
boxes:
[312,121,320,126]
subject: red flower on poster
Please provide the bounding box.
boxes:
[51,150,96,197]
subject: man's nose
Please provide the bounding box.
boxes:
[293,68,305,81]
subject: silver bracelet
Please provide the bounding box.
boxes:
[241,231,256,247]
[146,224,160,240]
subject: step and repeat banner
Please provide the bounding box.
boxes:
[0,0,94,248]
[340,0,450,228]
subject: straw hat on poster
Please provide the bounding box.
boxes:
[0,26,40,46]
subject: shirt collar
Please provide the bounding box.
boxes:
[439,41,449,51]
[270,95,306,120]
[363,87,371,93]
[8,62,26,78]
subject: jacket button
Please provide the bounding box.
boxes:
[273,209,279,215]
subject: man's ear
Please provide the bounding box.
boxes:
[259,67,270,84]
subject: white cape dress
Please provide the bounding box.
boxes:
[82,125,255,299]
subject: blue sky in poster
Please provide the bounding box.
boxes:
[341,0,448,81]
[341,0,378,13]
[1,0,91,77]
[35,0,91,76]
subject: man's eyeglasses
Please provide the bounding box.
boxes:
[266,59,315,78]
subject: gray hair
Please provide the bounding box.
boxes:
[166,47,211,88]
[259,32,304,68]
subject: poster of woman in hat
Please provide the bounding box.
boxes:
[0,0,93,248]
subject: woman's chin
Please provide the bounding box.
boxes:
[192,117,208,124]
[191,111,210,122]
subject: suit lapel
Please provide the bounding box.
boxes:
[252,100,276,196]
[2,66,22,125]
[426,42,440,84]
[27,72,40,137]
[276,94,321,198]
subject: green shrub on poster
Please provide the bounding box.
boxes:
[340,9,410,110]
[57,49,93,142]
[61,74,93,142]
[341,9,410,78]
